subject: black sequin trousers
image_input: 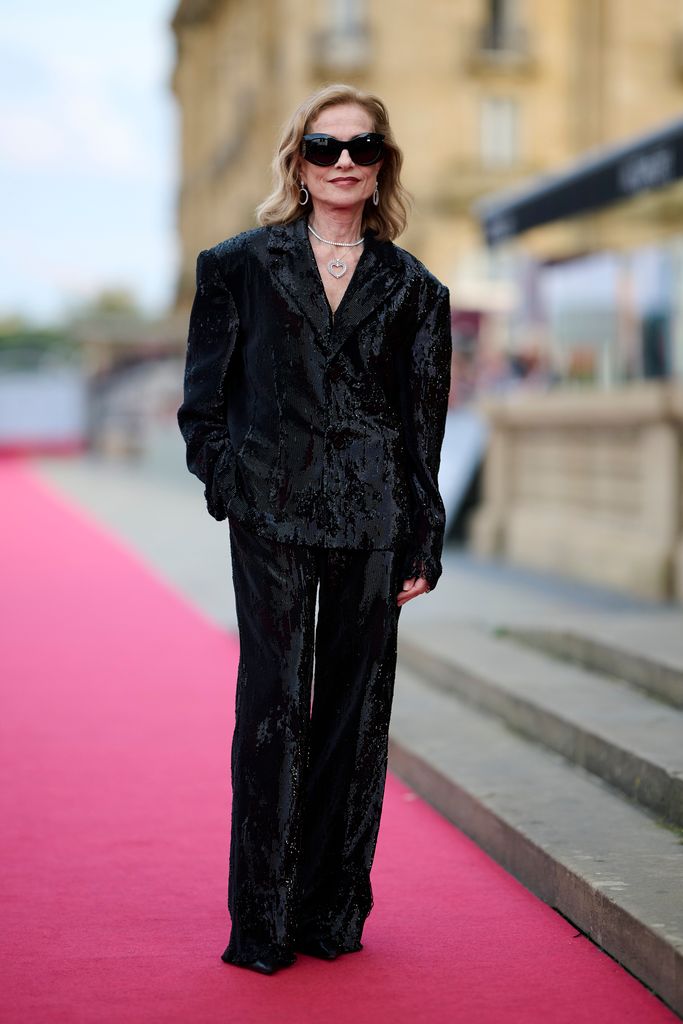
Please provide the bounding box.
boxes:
[221,515,408,965]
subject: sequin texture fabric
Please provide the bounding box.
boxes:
[220,516,411,965]
[177,213,452,966]
[177,213,452,592]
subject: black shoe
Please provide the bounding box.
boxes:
[221,948,297,974]
[295,936,340,960]
[242,957,282,975]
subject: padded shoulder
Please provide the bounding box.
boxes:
[207,226,269,269]
[391,244,450,314]
[201,227,268,284]
[393,244,444,287]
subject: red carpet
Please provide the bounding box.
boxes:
[1,458,676,1023]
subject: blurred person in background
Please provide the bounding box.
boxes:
[177,83,452,975]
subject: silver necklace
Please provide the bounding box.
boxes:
[308,223,364,279]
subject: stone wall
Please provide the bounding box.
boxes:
[470,382,683,601]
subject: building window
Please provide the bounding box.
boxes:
[328,0,364,34]
[312,0,369,71]
[480,96,519,168]
[487,0,517,48]
[479,0,529,55]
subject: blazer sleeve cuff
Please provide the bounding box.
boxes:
[399,549,443,593]
[205,437,238,521]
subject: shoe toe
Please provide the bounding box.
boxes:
[221,947,297,973]
[245,957,277,974]
[296,937,340,960]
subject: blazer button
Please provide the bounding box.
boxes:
[328,363,343,383]
[328,429,345,449]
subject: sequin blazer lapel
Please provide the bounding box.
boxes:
[267,215,405,361]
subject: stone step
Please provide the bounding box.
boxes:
[398,622,683,828]
[388,663,683,1017]
[499,625,683,709]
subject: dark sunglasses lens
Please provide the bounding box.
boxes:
[304,139,340,165]
[349,139,384,164]
[303,135,384,165]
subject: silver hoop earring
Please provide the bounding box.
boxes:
[299,181,309,205]
[372,181,379,206]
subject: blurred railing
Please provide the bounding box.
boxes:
[470,381,683,601]
[0,343,88,455]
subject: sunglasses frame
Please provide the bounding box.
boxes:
[300,132,386,167]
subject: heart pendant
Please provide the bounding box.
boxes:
[327,258,347,278]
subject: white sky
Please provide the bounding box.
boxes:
[0,0,179,324]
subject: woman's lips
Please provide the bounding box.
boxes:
[329,177,360,185]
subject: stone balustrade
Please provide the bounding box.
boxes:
[470,381,683,601]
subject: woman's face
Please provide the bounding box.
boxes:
[298,102,383,213]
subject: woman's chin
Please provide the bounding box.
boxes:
[313,191,367,210]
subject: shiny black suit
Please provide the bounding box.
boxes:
[177,213,452,592]
[177,213,452,968]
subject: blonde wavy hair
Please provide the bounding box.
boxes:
[255,84,411,241]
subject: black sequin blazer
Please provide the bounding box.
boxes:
[177,214,452,591]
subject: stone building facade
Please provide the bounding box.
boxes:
[170,0,683,308]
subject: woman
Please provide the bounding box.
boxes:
[177,83,452,975]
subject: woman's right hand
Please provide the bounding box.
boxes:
[396,575,430,606]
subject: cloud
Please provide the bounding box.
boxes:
[0,26,172,179]
[0,2,178,322]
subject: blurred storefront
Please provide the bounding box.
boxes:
[473,113,683,389]
[469,113,683,601]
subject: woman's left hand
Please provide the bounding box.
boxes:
[396,576,431,606]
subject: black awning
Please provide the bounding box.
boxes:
[475,114,683,245]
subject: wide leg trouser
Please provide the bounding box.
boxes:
[221,515,407,965]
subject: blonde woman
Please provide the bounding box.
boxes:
[177,83,452,975]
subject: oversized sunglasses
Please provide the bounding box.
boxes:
[300,132,385,167]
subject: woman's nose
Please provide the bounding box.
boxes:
[335,149,354,167]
